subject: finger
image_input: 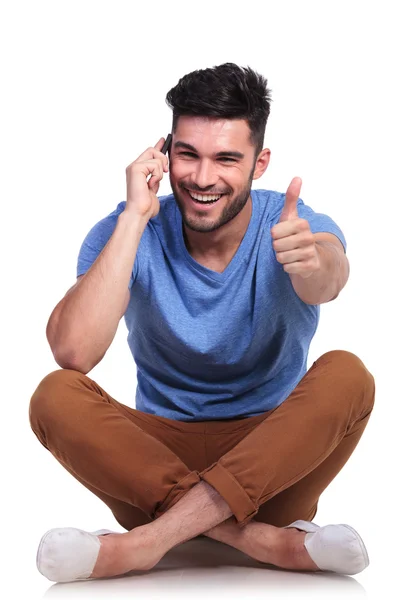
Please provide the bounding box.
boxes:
[146,160,163,186]
[276,250,300,264]
[273,233,305,252]
[276,245,314,264]
[271,217,309,242]
[134,140,168,166]
[148,176,160,193]
[279,177,302,223]
[282,262,304,274]
[154,137,165,151]
[155,137,170,171]
[283,261,314,277]
[154,143,169,171]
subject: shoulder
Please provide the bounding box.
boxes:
[151,193,176,220]
[252,188,286,221]
[146,193,178,232]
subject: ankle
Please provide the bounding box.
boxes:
[280,528,319,571]
[129,523,168,563]
[91,533,124,577]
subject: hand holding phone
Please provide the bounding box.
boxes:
[124,135,171,220]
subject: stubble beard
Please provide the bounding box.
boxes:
[171,163,256,234]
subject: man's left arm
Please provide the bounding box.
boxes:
[271,177,350,306]
[289,233,350,305]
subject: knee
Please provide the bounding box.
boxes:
[317,350,375,413]
[29,368,86,432]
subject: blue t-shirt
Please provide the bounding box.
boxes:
[77,189,346,422]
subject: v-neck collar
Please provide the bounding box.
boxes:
[175,190,258,283]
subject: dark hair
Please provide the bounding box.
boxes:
[165,63,272,159]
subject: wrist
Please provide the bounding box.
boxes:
[119,208,150,227]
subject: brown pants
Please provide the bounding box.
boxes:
[29,350,375,530]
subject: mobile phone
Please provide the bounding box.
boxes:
[147,134,172,183]
[161,133,172,155]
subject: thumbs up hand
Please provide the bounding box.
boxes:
[271,177,321,278]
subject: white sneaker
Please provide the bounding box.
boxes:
[36,527,116,582]
[285,519,369,575]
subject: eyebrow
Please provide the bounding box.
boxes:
[174,141,245,160]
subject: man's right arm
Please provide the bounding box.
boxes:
[46,210,149,374]
[47,136,169,374]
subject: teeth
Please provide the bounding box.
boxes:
[189,191,223,202]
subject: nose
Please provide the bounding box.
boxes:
[190,159,218,191]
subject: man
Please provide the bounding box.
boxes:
[30,63,375,583]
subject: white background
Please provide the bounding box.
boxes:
[1,1,398,598]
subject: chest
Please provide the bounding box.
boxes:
[190,253,234,274]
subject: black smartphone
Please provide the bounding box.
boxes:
[161,133,172,155]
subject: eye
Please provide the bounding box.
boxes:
[179,152,236,162]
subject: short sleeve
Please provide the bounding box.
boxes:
[296,198,347,253]
[76,201,139,291]
[270,193,347,254]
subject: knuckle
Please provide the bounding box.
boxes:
[300,219,309,230]
[302,232,313,245]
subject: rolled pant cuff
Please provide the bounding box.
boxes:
[152,470,202,519]
[200,462,258,527]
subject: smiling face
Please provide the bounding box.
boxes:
[169,116,270,237]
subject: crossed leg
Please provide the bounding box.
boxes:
[30,350,374,579]
[91,405,372,577]
[92,480,319,577]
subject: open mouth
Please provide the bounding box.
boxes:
[184,188,226,208]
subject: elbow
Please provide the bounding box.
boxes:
[52,348,100,375]
[47,326,99,374]
[52,352,88,375]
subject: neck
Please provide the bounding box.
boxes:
[183,195,253,259]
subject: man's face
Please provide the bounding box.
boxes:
[169,116,258,233]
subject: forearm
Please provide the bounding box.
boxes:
[289,241,350,305]
[47,210,149,371]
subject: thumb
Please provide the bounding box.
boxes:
[279,177,302,222]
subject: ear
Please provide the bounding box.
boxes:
[252,148,271,180]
